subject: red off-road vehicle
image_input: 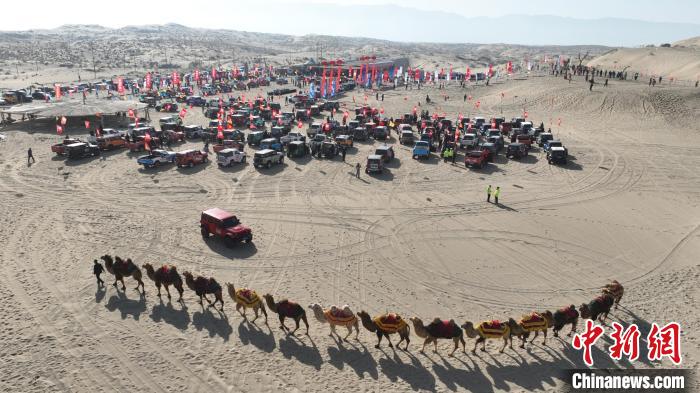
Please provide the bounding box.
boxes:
[51,138,81,155]
[176,149,208,167]
[200,208,253,246]
[464,149,491,169]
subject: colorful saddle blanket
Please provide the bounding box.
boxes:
[519,313,548,332]
[235,288,260,307]
[428,320,458,338]
[324,308,356,324]
[373,313,407,333]
[477,320,509,338]
[558,306,578,320]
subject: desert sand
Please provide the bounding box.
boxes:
[1,65,699,392]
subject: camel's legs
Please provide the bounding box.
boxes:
[542,330,547,346]
[375,331,383,349]
[343,325,352,341]
[164,285,172,300]
[568,320,577,337]
[329,323,336,337]
[450,337,459,357]
[460,335,466,353]
[385,333,394,349]
[156,282,162,297]
[119,278,126,291]
[500,336,508,353]
[278,315,287,332]
[289,317,300,335]
[236,303,246,318]
[433,338,439,353]
[301,315,309,335]
[472,337,483,354]
[420,338,428,353]
[260,306,268,325]
[530,331,539,344]
[354,322,360,340]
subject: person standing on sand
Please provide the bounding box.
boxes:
[341,146,346,162]
[27,147,35,165]
[355,163,361,178]
[486,185,492,203]
[493,186,501,205]
[589,78,594,91]
[93,259,104,287]
[604,79,608,87]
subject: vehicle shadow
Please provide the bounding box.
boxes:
[137,164,173,174]
[176,161,211,174]
[104,290,147,320]
[192,308,233,341]
[559,154,583,170]
[63,155,101,166]
[287,154,313,165]
[255,162,287,175]
[368,169,394,181]
[203,237,258,259]
[514,154,538,164]
[385,157,401,169]
[217,162,249,173]
[149,298,191,331]
[237,320,276,353]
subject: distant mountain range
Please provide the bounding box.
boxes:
[238,4,700,47]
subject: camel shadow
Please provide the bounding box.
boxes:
[192,309,232,341]
[484,356,566,392]
[278,335,323,370]
[432,358,493,393]
[326,340,379,380]
[378,352,436,392]
[237,320,276,353]
[150,299,191,331]
[104,290,147,321]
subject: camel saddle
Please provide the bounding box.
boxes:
[373,313,407,333]
[235,288,260,307]
[558,306,578,320]
[155,265,176,281]
[477,320,510,338]
[324,307,356,324]
[519,312,548,332]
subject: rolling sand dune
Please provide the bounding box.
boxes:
[587,46,700,82]
[1,71,698,392]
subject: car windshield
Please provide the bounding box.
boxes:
[549,142,561,147]
[415,142,428,147]
[469,151,483,157]
[221,216,240,227]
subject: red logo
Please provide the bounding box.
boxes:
[647,322,681,365]
[609,322,640,362]
[572,320,605,366]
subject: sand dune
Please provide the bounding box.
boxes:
[1,72,698,392]
[587,46,700,82]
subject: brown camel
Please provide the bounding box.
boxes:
[226,283,267,324]
[309,303,359,341]
[579,294,615,323]
[461,320,511,354]
[142,263,184,302]
[410,317,465,356]
[357,311,410,350]
[263,294,309,335]
[100,255,145,293]
[551,305,579,337]
[507,312,553,348]
[602,280,624,309]
[183,271,224,310]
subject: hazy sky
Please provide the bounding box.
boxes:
[2,0,699,30]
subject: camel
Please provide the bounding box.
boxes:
[182,271,224,310]
[142,263,184,302]
[579,294,615,323]
[308,303,359,342]
[100,255,145,293]
[263,294,309,335]
[461,320,511,354]
[357,311,410,350]
[602,280,624,309]
[226,283,267,324]
[410,317,465,356]
[551,305,579,337]
[507,312,553,348]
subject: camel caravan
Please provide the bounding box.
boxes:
[99,255,625,355]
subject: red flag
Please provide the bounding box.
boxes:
[60,116,67,126]
[128,109,135,119]
[145,73,152,90]
[84,120,90,129]
[194,69,200,81]
[56,125,63,135]
[466,67,471,80]
[95,127,101,137]
[179,109,187,118]
[212,67,217,79]
[488,64,493,77]
[54,84,62,100]
[144,133,152,151]
[297,121,303,129]
[524,111,529,119]
[117,77,125,94]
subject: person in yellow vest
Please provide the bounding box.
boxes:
[486,185,492,202]
[493,186,501,204]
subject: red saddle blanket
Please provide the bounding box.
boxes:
[558,307,578,319]
[477,320,509,338]
[325,308,355,324]
[520,313,548,331]
[235,289,260,307]
[429,320,457,338]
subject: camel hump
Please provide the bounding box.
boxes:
[431,317,442,324]
[342,305,352,314]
